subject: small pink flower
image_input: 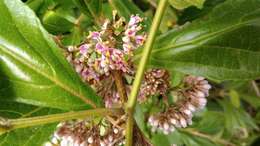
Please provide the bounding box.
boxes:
[136,35,146,45]
[95,43,107,53]
[128,15,142,26]
[123,43,133,53]
[79,44,90,55]
[125,28,136,37]
[90,31,101,41]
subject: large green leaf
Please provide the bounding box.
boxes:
[178,0,226,24]
[42,10,75,34]
[0,100,59,146]
[149,0,260,81]
[0,0,101,110]
[169,0,206,10]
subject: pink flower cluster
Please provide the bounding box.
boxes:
[148,75,211,135]
[122,15,146,56]
[66,15,146,85]
[45,120,125,146]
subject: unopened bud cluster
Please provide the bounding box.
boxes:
[66,13,146,85]
[138,69,170,103]
[45,119,125,146]
[148,75,211,135]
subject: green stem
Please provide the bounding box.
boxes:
[0,108,123,135]
[125,0,168,145]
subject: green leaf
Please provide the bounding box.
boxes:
[229,90,241,108]
[159,6,178,33]
[109,0,152,29]
[102,2,113,20]
[72,0,93,18]
[35,0,57,16]
[240,94,260,109]
[0,0,101,110]
[169,0,206,10]
[61,27,83,46]
[0,124,56,146]
[149,0,260,81]
[151,130,216,146]
[195,111,225,134]
[218,99,259,137]
[42,10,75,34]
[73,0,102,25]
[84,0,103,18]
[56,0,77,9]
[0,100,59,146]
[178,0,226,24]
[134,104,150,138]
[26,0,44,12]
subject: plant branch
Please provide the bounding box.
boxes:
[252,81,260,97]
[112,70,127,103]
[75,13,85,27]
[53,35,66,49]
[181,128,236,146]
[0,108,123,135]
[125,0,168,145]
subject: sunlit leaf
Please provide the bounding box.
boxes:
[0,100,60,146]
[169,0,206,10]
[0,0,102,110]
[148,0,260,81]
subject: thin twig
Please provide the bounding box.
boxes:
[252,81,260,97]
[21,107,43,118]
[53,35,66,49]
[75,14,85,27]
[106,116,123,130]
[111,135,125,145]
[112,70,128,103]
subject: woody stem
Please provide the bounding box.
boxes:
[112,70,128,103]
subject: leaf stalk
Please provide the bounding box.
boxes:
[0,108,123,135]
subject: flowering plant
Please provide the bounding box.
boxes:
[0,0,259,146]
